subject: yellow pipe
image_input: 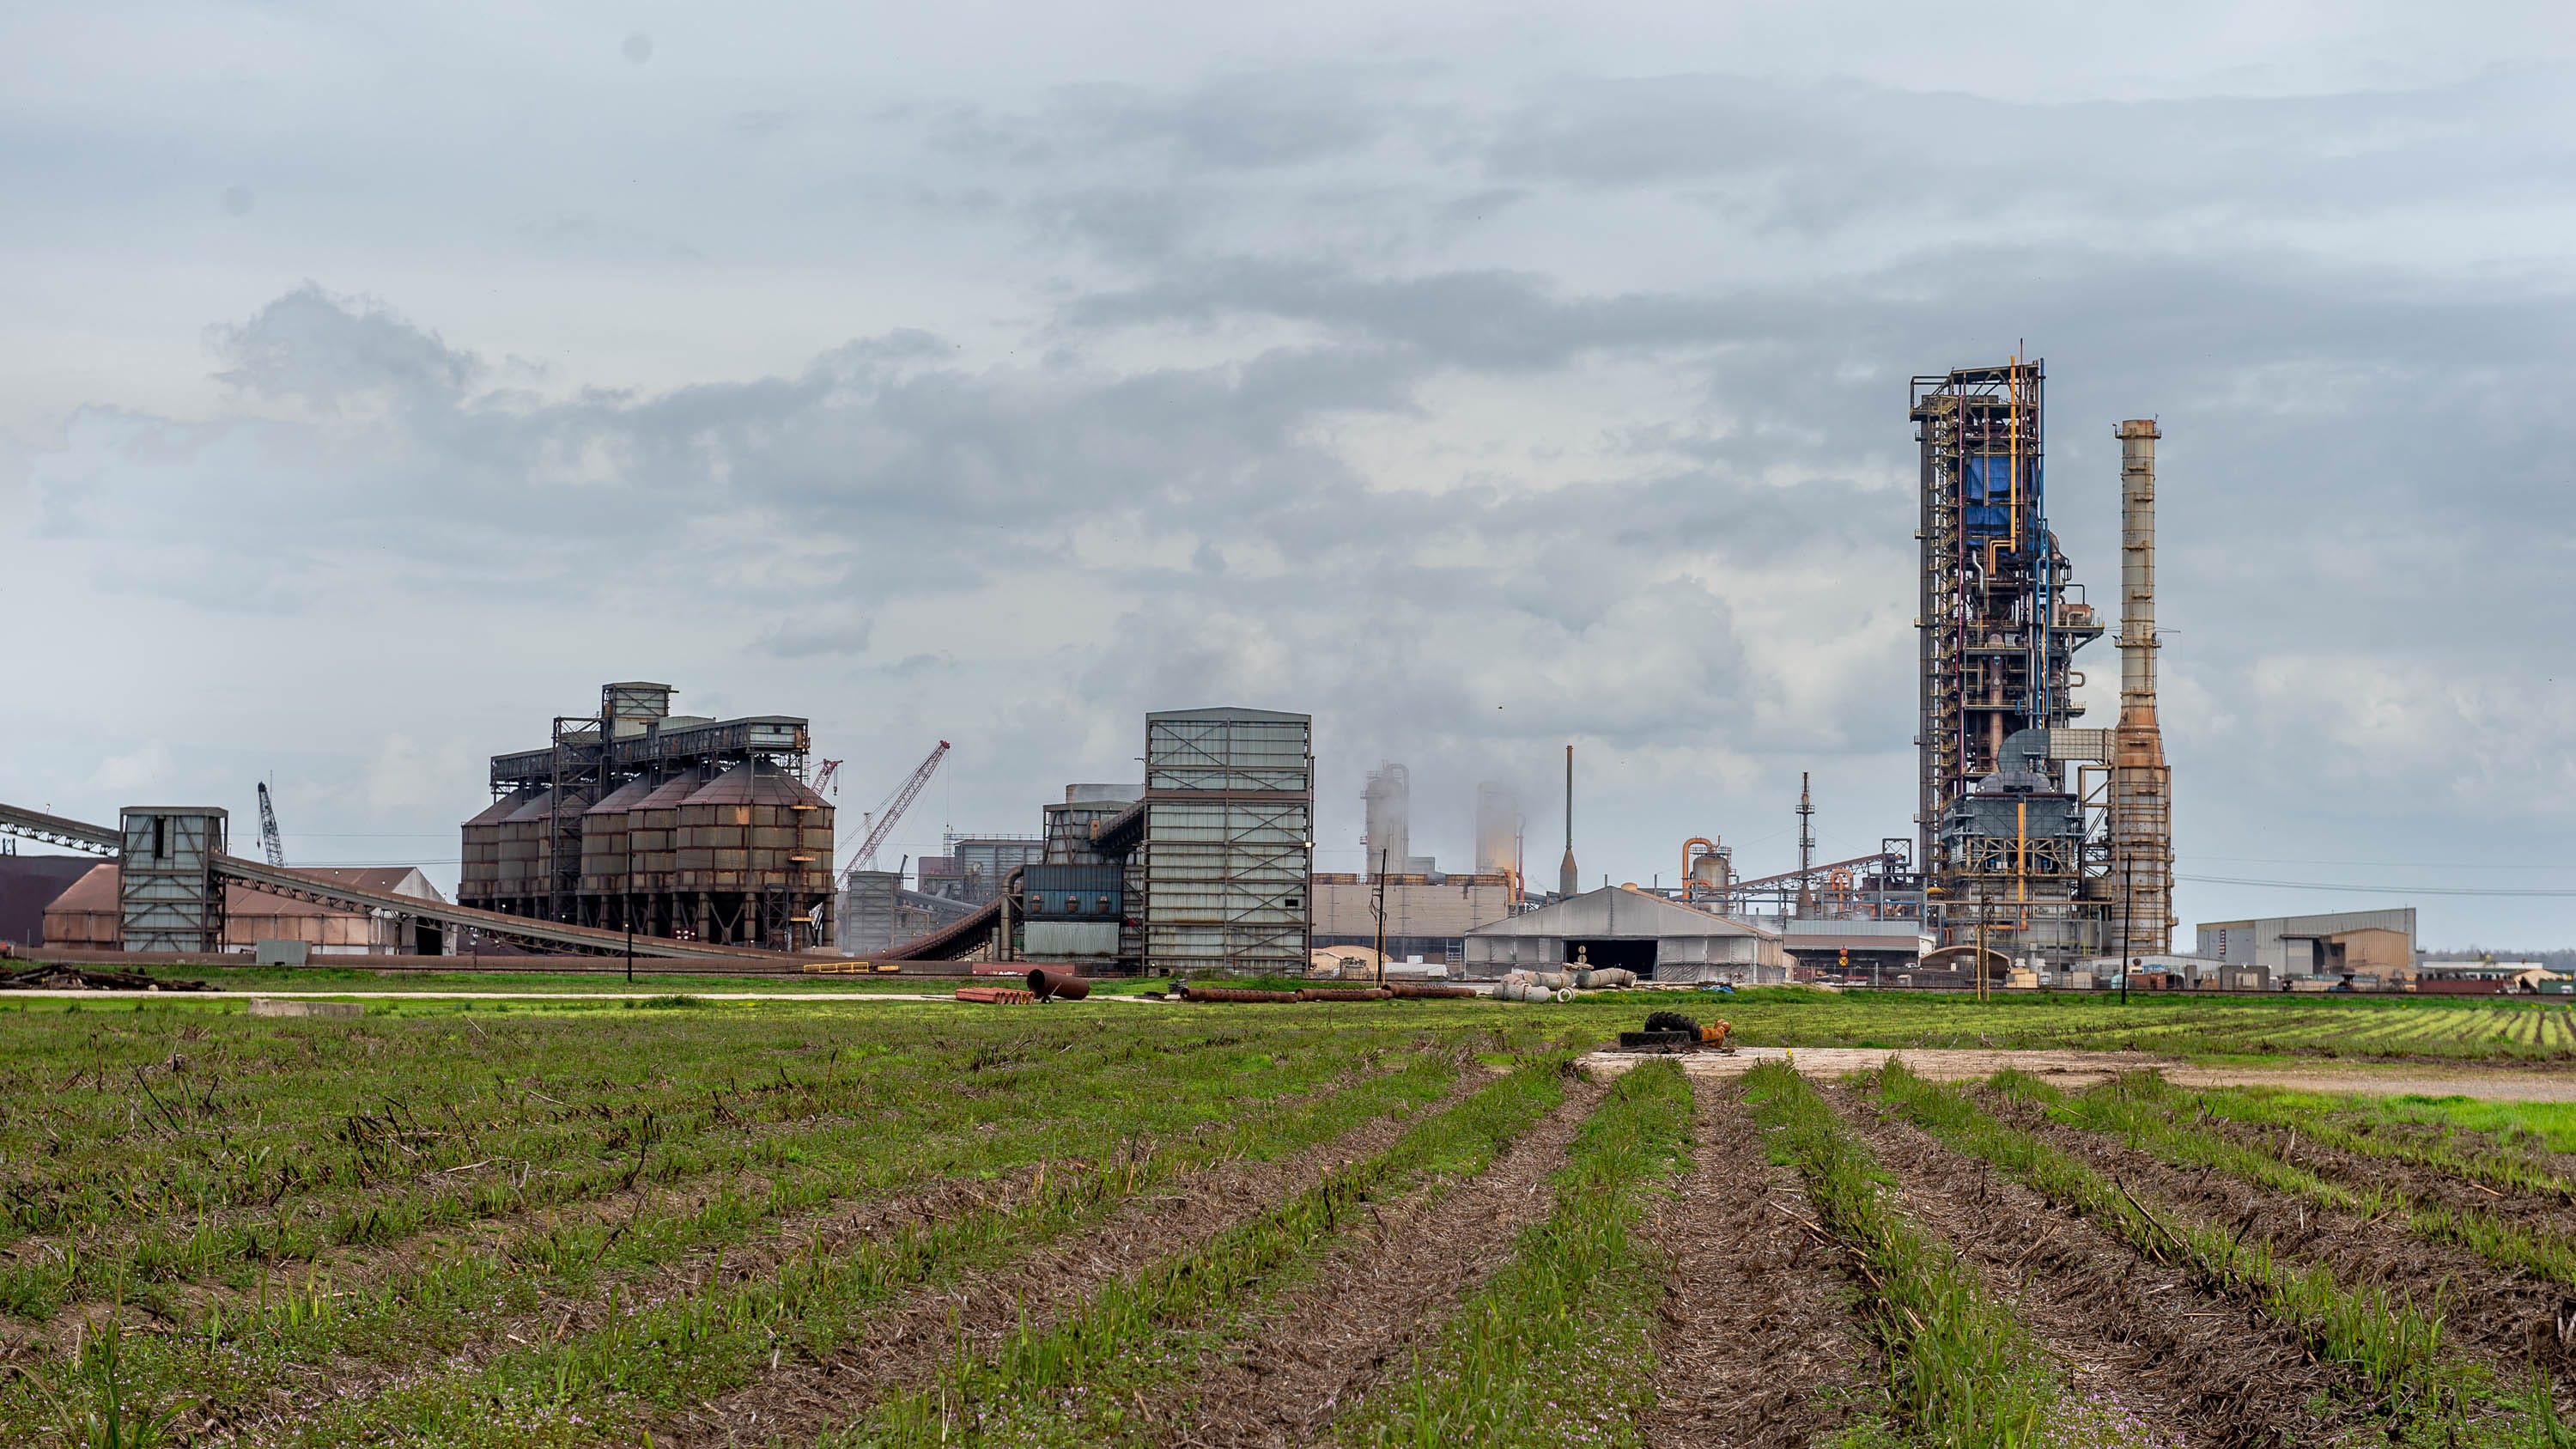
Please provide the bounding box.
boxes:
[2008,357,2021,553]
[2015,800,2029,929]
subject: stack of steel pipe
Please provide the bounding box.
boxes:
[1177,984,1300,1003]
[954,985,1036,1004]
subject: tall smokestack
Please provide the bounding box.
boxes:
[2111,419,2173,958]
[1558,744,1580,898]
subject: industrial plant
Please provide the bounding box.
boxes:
[458,683,836,951]
[4,350,2450,992]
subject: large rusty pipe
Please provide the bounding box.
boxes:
[1025,967,1091,1001]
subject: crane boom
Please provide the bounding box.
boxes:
[255,782,287,868]
[844,741,950,878]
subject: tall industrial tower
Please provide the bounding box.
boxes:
[1911,360,2106,959]
[2111,420,2174,959]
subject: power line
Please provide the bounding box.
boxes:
[2178,874,2576,898]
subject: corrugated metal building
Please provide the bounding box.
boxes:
[0,855,106,948]
[1464,886,1788,983]
[1143,708,1312,976]
[2194,908,2416,980]
[45,865,448,954]
[1310,872,1513,963]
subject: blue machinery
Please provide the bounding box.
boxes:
[1911,361,2107,965]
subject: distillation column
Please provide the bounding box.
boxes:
[2111,420,2173,958]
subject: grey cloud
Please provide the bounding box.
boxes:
[1487,68,2576,235]
[210,285,479,404]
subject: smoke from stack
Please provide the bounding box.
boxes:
[1362,763,1410,879]
[1474,782,1519,878]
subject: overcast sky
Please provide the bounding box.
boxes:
[6,3,2573,947]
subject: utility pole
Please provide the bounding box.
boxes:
[1975,876,1990,1004]
[624,827,635,986]
[1373,849,1388,987]
[1795,772,1816,917]
[2119,854,2134,1006]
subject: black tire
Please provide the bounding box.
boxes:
[1642,1009,1700,1037]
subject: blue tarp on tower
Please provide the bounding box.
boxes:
[1962,455,2039,539]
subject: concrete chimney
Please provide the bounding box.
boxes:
[2111,419,2173,957]
[1557,744,1580,898]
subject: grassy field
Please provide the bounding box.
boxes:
[8,994,2576,1446]
[25,976,2576,1062]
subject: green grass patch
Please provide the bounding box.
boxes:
[1881,1062,2571,1445]
[1336,1059,1692,1449]
[1744,1062,2063,1446]
[832,1056,1585,1447]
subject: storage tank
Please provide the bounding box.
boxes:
[460,788,539,907]
[626,774,704,894]
[677,762,835,896]
[578,777,660,895]
[494,788,560,909]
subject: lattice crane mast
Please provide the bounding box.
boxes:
[842,741,950,879]
[812,759,842,797]
[255,782,288,868]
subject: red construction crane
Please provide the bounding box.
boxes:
[843,741,950,878]
[812,759,842,796]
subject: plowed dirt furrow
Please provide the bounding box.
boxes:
[1835,1086,2354,1449]
[1133,1080,1604,1448]
[1997,1097,2576,1392]
[2192,1107,2576,1234]
[654,1075,1482,1449]
[1641,1080,1866,1449]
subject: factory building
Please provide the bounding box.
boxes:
[1310,871,1514,965]
[0,855,106,949]
[836,871,977,954]
[1911,362,2178,969]
[41,864,447,954]
[2196,909,2417,983]
[458,683,834,951]
[1778,918,1933,980]
[1463,886,1788,983]
[1142,708,1312,976]
[917,836,1048,906]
